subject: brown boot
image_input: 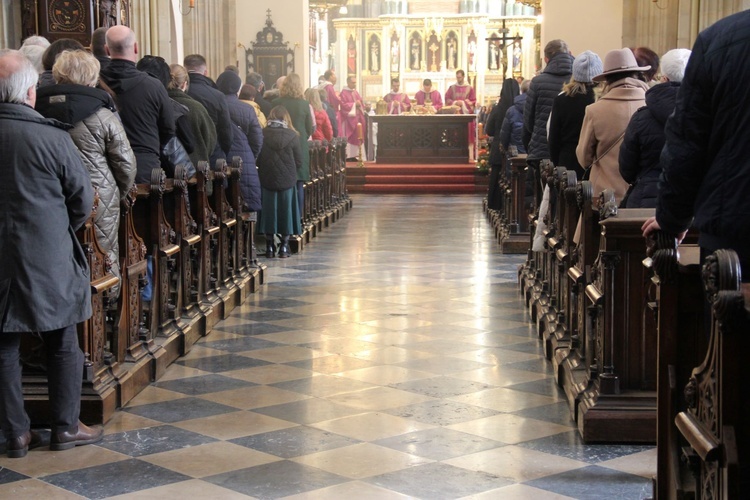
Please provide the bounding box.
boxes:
[50,421,103,451]
[6,430,42,458]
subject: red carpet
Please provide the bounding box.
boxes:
[348,162,486,194]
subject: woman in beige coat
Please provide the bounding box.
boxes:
[576,48,650,204]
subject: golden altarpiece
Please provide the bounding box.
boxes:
[328,1,539,107]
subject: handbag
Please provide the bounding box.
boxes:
[160,136,196,179]
[582,131,626,181]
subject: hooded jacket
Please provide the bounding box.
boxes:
[35,84,136,297]
[257,123,302,191]
[523,53,574,161]
[0,103,94,331]
[576,77,648,203]
[100,59,175,182]
[224,94,263,211]
[618,81,679,208]
[499,93,528,155]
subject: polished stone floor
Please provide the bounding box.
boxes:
[0,194,655,499]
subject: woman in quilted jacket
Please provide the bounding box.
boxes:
[256,106,302,258]
[35,49,136,298]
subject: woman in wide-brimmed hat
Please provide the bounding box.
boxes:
[576,48,650,203]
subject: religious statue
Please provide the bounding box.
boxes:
[390,39,399,73]
[467,38,477,73]
[446,36,457,70]
[410,37,421,71]
[347,36,356,76]
[370,41,380,73]
[99,0,117,29]
[429,42,439,72]
[513,38,522,72]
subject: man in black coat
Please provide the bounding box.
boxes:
[247,71,272,118]
[0,50,102,458]
[100,25,175,183]
[90,27,110,72]
[643,10,750,276]
[185,54,232,165]
[523,39,573,204]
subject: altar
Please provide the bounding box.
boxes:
[370,114,476,164]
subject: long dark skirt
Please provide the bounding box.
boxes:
[259,187,302,235]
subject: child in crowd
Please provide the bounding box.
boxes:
[256,106,302,258]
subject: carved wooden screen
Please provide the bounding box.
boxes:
[21,0,131,46]
[245,11,295,86]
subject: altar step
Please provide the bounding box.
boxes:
[348,162,486,194]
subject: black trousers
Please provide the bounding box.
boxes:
[0,324,83,440]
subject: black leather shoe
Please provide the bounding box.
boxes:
[265,244,275,258]
[6,430,42,458]
[50,422,103,451]
[278,243,291,258]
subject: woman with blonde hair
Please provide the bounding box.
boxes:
[272,73,313,216]
[548,50,602,178]
[239,84,267,128]
[257,105,303,258]
[305,87,332,141]
[35,49,136,298]
[168,63,217,165]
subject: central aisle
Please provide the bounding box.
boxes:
[3,194,655,499]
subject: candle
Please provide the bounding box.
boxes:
[357,122,363,141]
[478,123,484,138]
[189,0,195,8]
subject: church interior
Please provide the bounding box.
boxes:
[1,0,750,498]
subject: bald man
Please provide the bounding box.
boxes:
[100,25,175,182]
[0,49,101,458]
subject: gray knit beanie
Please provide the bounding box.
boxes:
[572,50,603,84]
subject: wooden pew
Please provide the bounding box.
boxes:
[544,169,580,366]
[110,185,159,407]
[164,165,205,352]
[578,205,657,442]
[645,232,704,499]
[226,157,265,299]
[672,249,750,499]
[209,159,241,316]
[133,168,181,377]
[501,153,530,253]
[189,161,222,330]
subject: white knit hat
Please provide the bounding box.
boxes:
[573,50,603,84]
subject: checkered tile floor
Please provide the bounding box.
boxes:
[0,194,655,499]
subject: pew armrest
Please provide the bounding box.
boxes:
[675,411,721,463]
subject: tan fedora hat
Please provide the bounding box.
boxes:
[592,48,651,82]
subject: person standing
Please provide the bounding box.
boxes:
[35,49,136,300]
[257,106,303,258]
[90,27,110,72]
[318,69,340,119]
[168,63,218,166]
[548,50,602,178]
[338,75,367,160]
[100,25,175,183]
[183,53,233,166]
[619,48,690,208]
[216,70,263,212]
[576,48,650,204]
[522,39,573,202]
[445,69,477,155]
[306,87,333,142]
[484,78,519,210]
[414,78,443,111]
[0,49,103,458]
[383,78,411,115]
[272,73,314,215]
[642,11,750,275]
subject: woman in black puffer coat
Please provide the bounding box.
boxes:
[619,49,691,208]
[216,70,263,212]
[257,106,302,258]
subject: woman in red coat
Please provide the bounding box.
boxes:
[305,87,333,142]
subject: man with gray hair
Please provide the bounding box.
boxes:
[523,39,573,204]
[246,71,271,117]
[0,50,102,458]
[100,25,175,182]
